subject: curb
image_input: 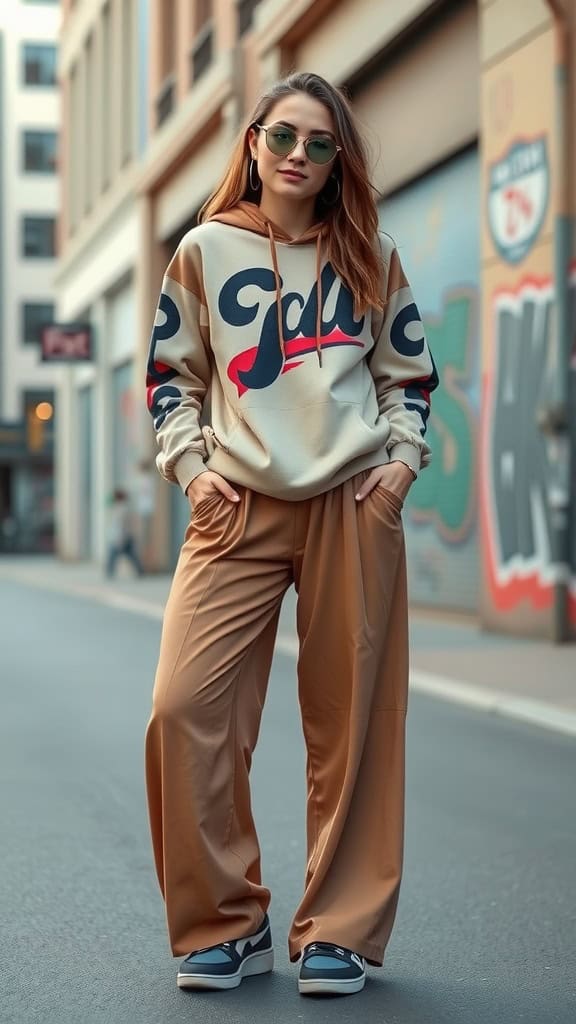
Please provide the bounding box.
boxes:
[408,669,576,740]
[269,642,576,740]
[3,569,575,740]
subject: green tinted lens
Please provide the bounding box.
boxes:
[306,137,337,163]
[266,128,297,155]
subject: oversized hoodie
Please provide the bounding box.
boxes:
[146,201,438,501]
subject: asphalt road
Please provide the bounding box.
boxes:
[1,579,575,1024]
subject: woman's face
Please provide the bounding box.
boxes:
[248,92,339,205]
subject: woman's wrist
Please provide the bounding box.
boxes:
[389,459,417,481]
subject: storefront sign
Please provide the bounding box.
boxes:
[487,136,549,264]
[41,323,92,362]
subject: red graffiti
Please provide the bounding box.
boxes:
[503,186,533,239]
[481,271,576,628]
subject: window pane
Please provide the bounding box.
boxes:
[23,44,57,86]
[237,0,261,36]
[22,217,56,258]
[22,303,55,344]
[23,130,58,173]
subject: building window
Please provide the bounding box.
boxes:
[156,77,174,127]
[22,303,55,345]
[190,0,213,85]
[22,43,57,86]
[237,0,261,36]
[22,217,56,258]
[191,25,213,83]
[23,130,58,173]
[156,0,176,127]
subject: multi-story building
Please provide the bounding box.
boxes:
[56,0,148,562]
[0,0,61,553]
[57,0,576,640]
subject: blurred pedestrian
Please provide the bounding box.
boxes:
[145,72,438,997]
[105,487,143,578]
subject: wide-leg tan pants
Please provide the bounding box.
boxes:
[145,469,408,966]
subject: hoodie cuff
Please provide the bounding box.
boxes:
[388,441,421,478]
[174,451,208,495]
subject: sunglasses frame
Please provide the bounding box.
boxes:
[255,123,342,165]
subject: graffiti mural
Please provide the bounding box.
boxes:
[414,288,477,542]
[482,265,576,626]
[488,136,550,264]
[381,148,481,610]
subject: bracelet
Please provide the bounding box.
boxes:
[391,459,417,481]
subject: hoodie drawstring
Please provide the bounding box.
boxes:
[267,221,286,363]
[266,219,323,369]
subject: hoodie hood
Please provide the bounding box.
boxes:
[207,201,327,366]
[208,200,325,244]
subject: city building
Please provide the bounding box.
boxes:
[57,0,576,640]
[56,0,149,563]
[0,0,61,553]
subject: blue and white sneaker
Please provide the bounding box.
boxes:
[177,914,274,990]
[298,941,366,995]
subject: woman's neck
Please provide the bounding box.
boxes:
[258,191,317,239]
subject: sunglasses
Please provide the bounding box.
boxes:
[255,123,341,165]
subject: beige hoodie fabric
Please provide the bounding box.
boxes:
[146,202,438,500]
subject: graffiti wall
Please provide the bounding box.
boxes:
[481,23,576,636]
[482,262,576,632]
[380,147,480,611]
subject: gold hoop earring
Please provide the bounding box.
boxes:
[249,158,260,191]
[322,175,341,206]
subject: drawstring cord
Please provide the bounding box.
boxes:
[266,219,324,369]
[267,221,286,363]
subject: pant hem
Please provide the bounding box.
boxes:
[288,933,385,968]
[170,906,270,958]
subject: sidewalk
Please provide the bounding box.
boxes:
[1,554,575,738]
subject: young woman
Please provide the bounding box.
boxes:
[145,71,438,998]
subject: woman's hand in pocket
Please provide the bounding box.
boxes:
[355,461,415,503]
[186,470,240,512]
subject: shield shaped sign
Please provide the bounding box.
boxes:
[488,137,549,264]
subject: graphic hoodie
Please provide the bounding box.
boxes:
[146,201,438,501]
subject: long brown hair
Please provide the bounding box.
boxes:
[199,72,384,315]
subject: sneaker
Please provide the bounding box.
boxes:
[298,941,366,995]
[177,914,274,990]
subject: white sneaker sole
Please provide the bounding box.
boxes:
[177,948,274,990]
[298,973,366,996]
